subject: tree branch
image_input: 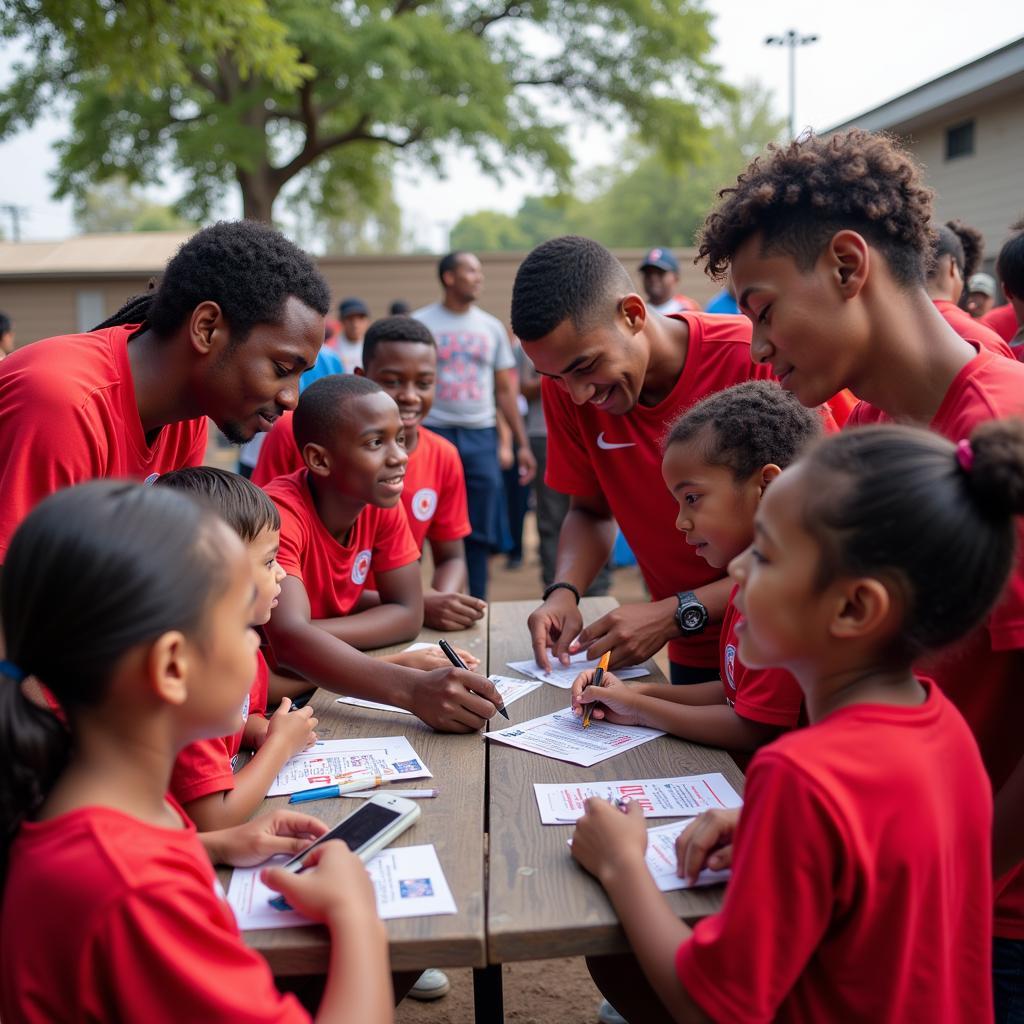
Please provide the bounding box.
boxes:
[270,112,372,186]
[465,0,523,36]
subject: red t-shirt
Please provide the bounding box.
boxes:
[934,299,1015,359]
[848,347,1024,938]
[981,302,1019,343]
[543,313,771,667]
[0,324,208,559]
[169,652,270,805]
[676,681,992,1023]
[0,801,308,1024]
[253,414,470,552]
[719,587,804,729]
[823,388,858,428]
[264,469,420,619]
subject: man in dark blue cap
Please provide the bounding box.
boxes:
[334,296,370,372]
[639,247,700,316]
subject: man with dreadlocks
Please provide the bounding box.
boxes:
[0,221,329,562]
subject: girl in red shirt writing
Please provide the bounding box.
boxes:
[571,419,1024,1023]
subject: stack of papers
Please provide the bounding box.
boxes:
[268,737,431,797]
[486,709,664,766]
[534,773,743,824]
[507,651,650,689]
[227,844,457,930]
[336,675,541,716]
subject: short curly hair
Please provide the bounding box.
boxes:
[293,374,384,451]
[698,129,935,288]
[511,236,633,342]
[664,380,822,480]
[362,315,436,369]
[94,221,330,342]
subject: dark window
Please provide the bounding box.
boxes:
[945,120,975,160]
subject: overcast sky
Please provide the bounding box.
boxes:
[1,0,1022,246]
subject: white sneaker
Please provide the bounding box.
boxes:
[408,968,451,1001]
[597,999,628,1023]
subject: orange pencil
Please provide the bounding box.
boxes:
[581,651,612,729]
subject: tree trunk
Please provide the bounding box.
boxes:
[237,165,281,223]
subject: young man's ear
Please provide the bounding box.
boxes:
[303,442,331,476]
[619,294,647,334]
[827,231,870,298]
[354,366,366,378]
[187,301,228,356]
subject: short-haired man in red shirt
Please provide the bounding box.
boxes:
[0,221,329,566]
[511,235,771,685]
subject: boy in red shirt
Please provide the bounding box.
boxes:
[262,374,503,733]
[697,127,1024,1017]
[253,316,484,632]
[510,236,772,686]
[573,421,1010,1023]
[571,382,817,757]
[0,221,329,564]
[155,468,317,831]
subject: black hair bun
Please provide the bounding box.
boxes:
[967,419,1024,519]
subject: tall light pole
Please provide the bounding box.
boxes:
[765,29,819,140]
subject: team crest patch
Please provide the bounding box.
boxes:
[412,487,438,522]
[352,549,372,584]
[724,643,737,692]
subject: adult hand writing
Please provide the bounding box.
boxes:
[409,667,501,732]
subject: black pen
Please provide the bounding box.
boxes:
[438,639,509,719]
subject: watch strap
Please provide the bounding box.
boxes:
[543,581,581,605]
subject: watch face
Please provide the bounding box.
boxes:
[682,607,705,630]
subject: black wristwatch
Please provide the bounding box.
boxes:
[675,591,709,636]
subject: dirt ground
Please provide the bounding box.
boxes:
[397,519,655,1024]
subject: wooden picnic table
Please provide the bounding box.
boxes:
[486,597,746,964]
[230,596,744,1020]
[225,611,489,976]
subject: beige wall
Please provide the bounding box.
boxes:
[0,247,721,348]
[904,88,1024,260]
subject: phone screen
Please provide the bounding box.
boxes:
[286,802,402,867]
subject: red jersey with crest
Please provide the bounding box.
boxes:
[719,587,804,729]
[542,313,772,667]
[0,324,207,559]
[264,470,419,619]
[848,346,1024,938]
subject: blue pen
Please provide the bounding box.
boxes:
[288,774,382,803]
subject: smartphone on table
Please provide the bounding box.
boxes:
[284,793,421,871]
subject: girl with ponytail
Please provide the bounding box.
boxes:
[0,482,391,1024]
[571,420,1024,1024]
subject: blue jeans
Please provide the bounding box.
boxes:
[995,937,1024,1024]
[430,425,502,601]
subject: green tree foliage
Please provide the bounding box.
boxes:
[73,179,195,234]
[0,0,728,226]
[451,81,785,250]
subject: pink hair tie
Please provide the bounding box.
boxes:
[956,438,974,473]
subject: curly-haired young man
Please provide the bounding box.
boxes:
[0,220,329,562]
[699,128,1024,1021]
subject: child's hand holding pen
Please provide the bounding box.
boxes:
[571,668,646,727]
[570,797,648,880]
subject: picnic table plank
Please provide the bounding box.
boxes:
[224,612,489,975]
[486,598,745,963]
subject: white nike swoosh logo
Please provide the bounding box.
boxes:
[596,432,637,450]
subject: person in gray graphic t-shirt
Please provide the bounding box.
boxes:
[413,252,536,599]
